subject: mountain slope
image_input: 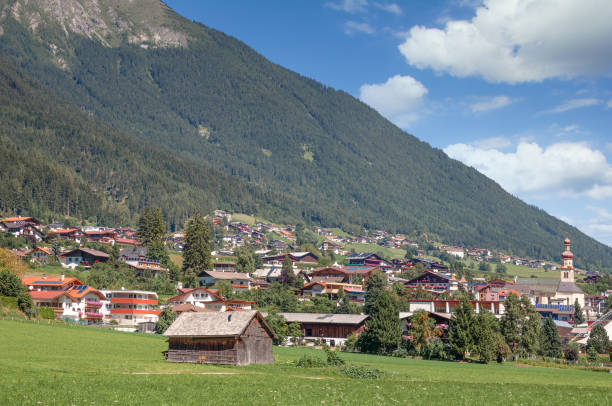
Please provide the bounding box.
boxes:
[0,0,610,268]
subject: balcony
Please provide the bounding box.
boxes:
[85,312,103,319]
[110,298,157,305]
[111,309,161,315]
[85,301,103,308]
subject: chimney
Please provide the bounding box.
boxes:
[42,273,47,280]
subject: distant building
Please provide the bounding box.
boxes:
[274,313,370,346]
[101,289,160,326]
[58,248,110,269]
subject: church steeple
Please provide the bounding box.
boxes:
[560,237,574,282]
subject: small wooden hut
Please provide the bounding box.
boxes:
[163,310,276,365]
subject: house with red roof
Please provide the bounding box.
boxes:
[28,247,52,263]
[0,216,44,242]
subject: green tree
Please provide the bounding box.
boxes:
[448,298,475,359]
[155,307,177,334]
[182,213,212,274]
[495,263,507,274]
[213,279,233,299]
[259,283,299,312]
[587,324,610,354]
[540,316,562,358]
[473,312,498,363]
[0,269,25,297]
[408,311,442,355]
[17,292,37,319]
[358,291,401,354]
[265,311,289,345]
[500,293,522,356]
[586,345,598,362]
[181,269,200,289]
[364,269,387,315]
[573,298,585,325]
[235,246,256,274]
[279,255,297,286]
[519,296,541,358]
[137,207,154,245]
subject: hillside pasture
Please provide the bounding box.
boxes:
[0,320,610,405]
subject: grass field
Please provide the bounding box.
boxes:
[346,243,406,259]
[1,320,610,405]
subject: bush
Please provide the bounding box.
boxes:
[17,293,37,319]
[324,347,345,366]
[564,342,580,361]
[294,354,327,368]
[421,339,449,360]
[339,365,383,379]
[39,306,55,320]
[0,270,25,297]
[391,348,409,358]
[586,346,598,363]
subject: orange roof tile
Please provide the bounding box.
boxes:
[21,276,83,287]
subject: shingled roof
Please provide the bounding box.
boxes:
[163,310,275,338]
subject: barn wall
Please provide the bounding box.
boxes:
[239,318,274,365]
[166,337,239,365]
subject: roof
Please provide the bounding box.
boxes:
[199,270,252,281]
[167,287,224,303]
[66,285,105,300]
[21,276,83,287]
[61,248,110,258]
[277,313,369,325]
[557,281,584,294]
[170,304,213,313]
[120,246,147,257]
[28,291,68,300]
[163,310,275,338]
[1,216,37,223]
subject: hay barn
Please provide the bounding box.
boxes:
[163,310,275,365]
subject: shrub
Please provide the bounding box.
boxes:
[324,347,345,366]
[39,306,55,320]
[421,339,449,360]
[17,293,37,319]
[564,342,580,361]
[0,296,18,309]
[0,270,25,297]
[339,365,383,379]
[586,346,598,363]
[391,348,409,358]
[295,354,327,368]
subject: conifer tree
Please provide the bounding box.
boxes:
[540,316,562,358]
[235,246,256,274]
[137,207,153,245]
[519,296,541,358]
[587,324,610,354]
[449,298,475,359]
[182,213,211,274]
[473,312,498,363]
[358,291,401,354]
[364,269,387,314]
[279,255,297,286]
[573,298,585,325]
[155,307,177,334]
[500,293,522,355]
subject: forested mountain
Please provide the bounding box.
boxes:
[0,0,610,269]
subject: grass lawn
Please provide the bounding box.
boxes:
[1,320,610,405]
[345,243,406,259]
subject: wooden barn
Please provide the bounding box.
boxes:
[163,310,276,366]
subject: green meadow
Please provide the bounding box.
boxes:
[1,319,610,405]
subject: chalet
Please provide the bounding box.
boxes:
[22,275,106,322]
[252,266,300,283]
[298,281,365,302]
[59,248,110,269]
[198,270,253,292]
[307,266,373,284]
[123,258,167,277]
[164,311,275,365]
[170,304,212,315]
[28,247,52,263]
[412,258,449,271]
[0,216,43,242]
[262,252,319,265]
[83,230,117,243]
[47,228,83,241]
[119,246,148,261]
[346,253,392,271]
[276,313,369,346]
[167,287,225,308]
[443,246,465,259]
[213,261,237,272]
[407,299,506,315]
[319,240,344,255]
[405,271,462,295]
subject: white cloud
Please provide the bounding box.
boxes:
[608,99,612,108]
[325,0,368,13]
[553,124,583,137]
[444,141,612,199]
[398,0,612,83]
[359,74,428,128]
[470,95,515,113]
[374,3,402,15]
[344,21,375,35]
[471,136,512,150]
[581,206,612,247]
[541,98,603,114]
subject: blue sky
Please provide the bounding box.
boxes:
[166,0,612,247]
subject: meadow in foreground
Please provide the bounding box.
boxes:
[1,319,610,405]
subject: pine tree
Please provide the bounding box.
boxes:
[364,269,387,314]
[358,291,401,354]
[235,246,255,274]
[448,298,475,359]
[500,293,522,355]
[473,312,498,363]
[519,296,541,358]
[587,324,610,354]
[137,207,153,245]
[573,298,585,325]
[182,213,211,274]
[540,316,562,358]
[279,255,296,286]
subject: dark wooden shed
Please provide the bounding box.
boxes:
[163,310,276,366]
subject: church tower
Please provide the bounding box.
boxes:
[560,237,574,282]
